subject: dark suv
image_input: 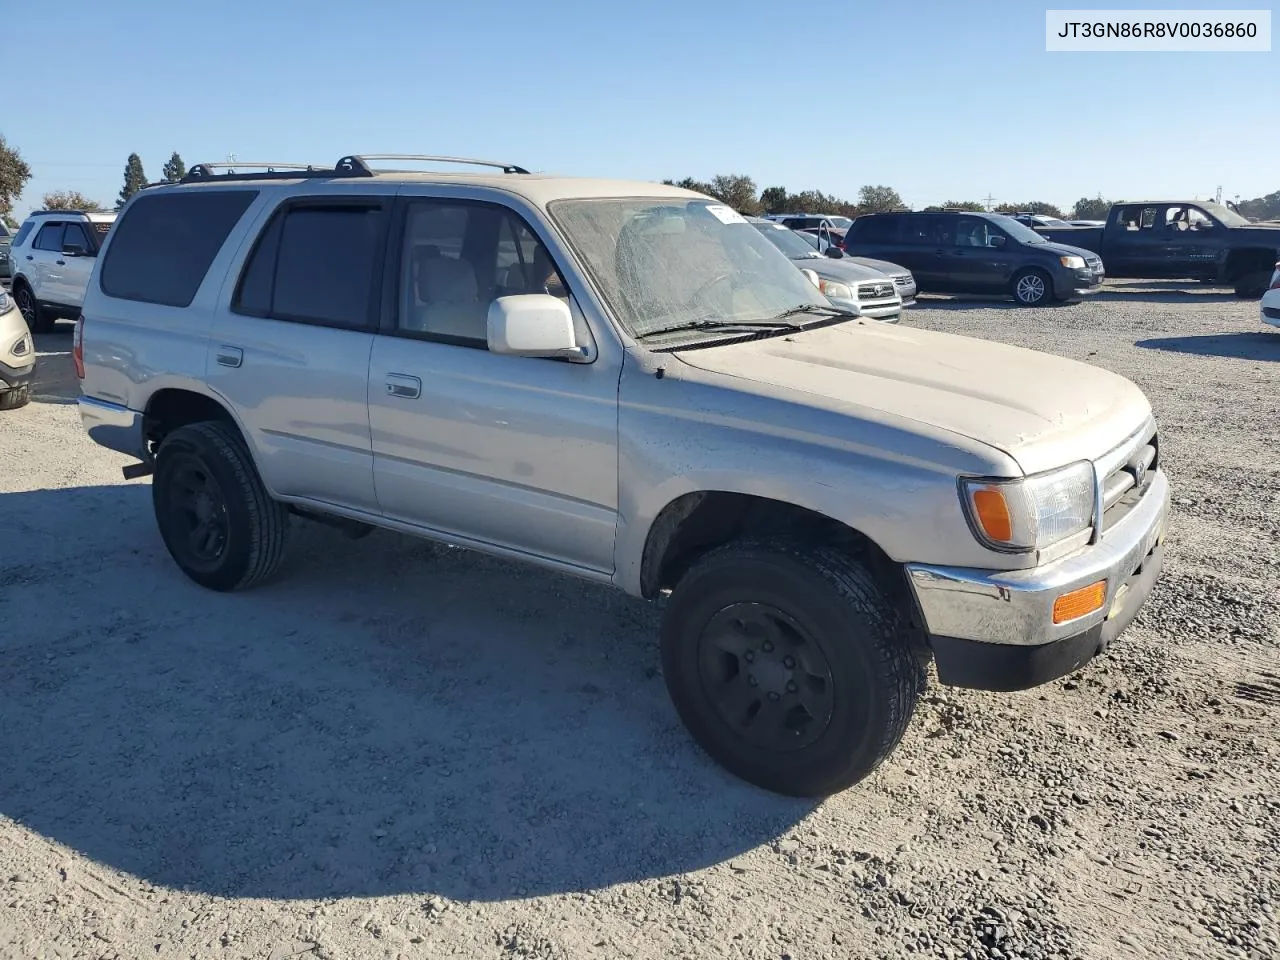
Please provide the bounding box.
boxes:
[844,211,1104,306]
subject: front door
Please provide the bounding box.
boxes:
[1159,205,1220,279]
[28,220,65,303]
[367,196,620,575]
[945,216,1012,292]
[51,221,97,307]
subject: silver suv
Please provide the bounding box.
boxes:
[77,154,1172,797]
[8,209,117,332]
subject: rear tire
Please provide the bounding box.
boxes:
[1011,269,1053,306]
[659,538,922,797]
[0,383,30,411]
[1233,269,1271,299]
[152,421,289,592]
[13,282,54,334]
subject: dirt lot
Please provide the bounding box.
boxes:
[1,281,1277,960]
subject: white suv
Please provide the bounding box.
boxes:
[9,209,117,332]
[76,154,1171,797]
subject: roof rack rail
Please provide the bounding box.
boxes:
[180,160,375,184]
[29,208,103,216]
[343,154,531,175]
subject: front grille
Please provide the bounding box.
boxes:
[857,281,895,301]
[1099,426,1158,532]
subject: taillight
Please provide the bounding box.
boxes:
[73,315,85,379]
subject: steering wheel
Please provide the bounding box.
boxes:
[688,271,734,308]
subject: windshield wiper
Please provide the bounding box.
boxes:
[638,317,800,339]
[765,303,858,322]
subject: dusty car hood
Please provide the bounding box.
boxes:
[673,320,1151,475]
[790,255,887,284]
[848,256,911,277]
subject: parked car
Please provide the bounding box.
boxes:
[0,221,12,280]
[1033,200,1280,296]
[1262,261,1280,330]
[767,213,853,232]
[0,286,34,410]
[793,228,918,304]
[77,153,1170,798]
[748,217,903,321]
[1008,213,1074,230]
[8,209,117,332]
[844,211,1104,306]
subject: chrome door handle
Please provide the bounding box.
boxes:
[216,345,243,368]
[385,374,421,399]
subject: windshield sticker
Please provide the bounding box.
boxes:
[705,204,747,225]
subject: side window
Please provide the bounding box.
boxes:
[1118,205,1158,231]
[33,223,65,252]
[902,216,940,246]
[12,221,35,247]
[397,200,567,347]
[1166,206,1214,231]
[234,201,385,329]
[101,190,258,307]
[62,223,91,251]
[953,217,1001,248]
[853,216,900,245]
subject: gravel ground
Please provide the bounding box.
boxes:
[1,280,1277,960]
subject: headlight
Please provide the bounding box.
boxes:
[960,461,1095,552]
[1059,255,1086,269]
[818,278,853,300]
[0,290,10,314]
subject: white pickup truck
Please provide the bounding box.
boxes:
[75,155,1171,797]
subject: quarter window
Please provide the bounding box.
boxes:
[101,191,258,307]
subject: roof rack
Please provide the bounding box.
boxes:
[345,154,531,175]
[176,154,530,185]
[29,208,103,217]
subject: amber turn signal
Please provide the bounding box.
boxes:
[1052,580,1107,624]
[971,488,1013,543]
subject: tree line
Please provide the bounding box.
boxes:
[0,138,187,224]
[3,134,1277,228]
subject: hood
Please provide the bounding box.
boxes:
[848,256,911,276]
[672,320,1151,475]
[793,256,888,284]
[1029,237,1098,260]
[1233,223,1280,239]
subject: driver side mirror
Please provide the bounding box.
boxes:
[824,245,845,259]
[988,235,1007,249]
[62,243,88,257]
[487,294,583,360]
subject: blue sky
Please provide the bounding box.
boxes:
[6,0,1275,217]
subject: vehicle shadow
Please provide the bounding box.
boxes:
[1136,333,1279,361]
[0,483,812,903]
[31,333,78,405]
[910,294,1021,311]
[1091,289,1239,304]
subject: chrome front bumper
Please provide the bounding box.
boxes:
[906,468,1170,650]
[80,396,148,460]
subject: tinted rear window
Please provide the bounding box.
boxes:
[233,201,386,329]
[100,190,257,307]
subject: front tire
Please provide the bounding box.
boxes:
[0,384,31,411]
[1012,269,1052,306]
[1233,269,1271,299]
[659,539,922,797]
[152,421,289,592]
[13,283,54,334]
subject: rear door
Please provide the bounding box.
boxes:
[206,189,394,512]
[1104,204,1163,277]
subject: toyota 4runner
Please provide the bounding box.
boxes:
[76,154,1171,797]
